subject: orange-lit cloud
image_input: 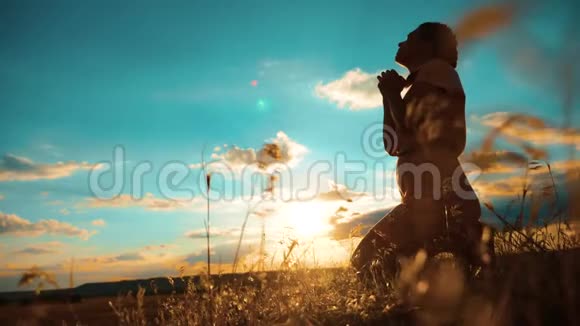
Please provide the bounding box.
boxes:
[91,219,106,227]
[12,241,64,255]
[80,193,204,211]
[0,212,95,240]
[185,227,238,239]
[0,153,100,182]
[316,180,368,201]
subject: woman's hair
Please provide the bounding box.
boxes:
[416,22,458,68]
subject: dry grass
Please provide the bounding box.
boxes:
[11,3,580,322]
[108,268,395,325]
[12,115,579,325]
[99,229,579,326]
[99,109,580,325]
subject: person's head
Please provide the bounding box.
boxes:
[395,22,458,71]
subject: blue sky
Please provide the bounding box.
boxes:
[0,0,578,291]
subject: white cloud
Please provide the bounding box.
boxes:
[80,193,204,212]
[257,131,308,168]
[185,227,238,239]
[0,212,95,240]
[221,146,257,166]
[0,153,99,182]
[91,219,106,227]
[190,132,308,176]
[189,162,203,170]
[314,68,383,110]
[316,180,368,202]
[212,131,308,172]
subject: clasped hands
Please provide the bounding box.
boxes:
[377,69,406,102]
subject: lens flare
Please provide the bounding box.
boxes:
[257,99,268,111]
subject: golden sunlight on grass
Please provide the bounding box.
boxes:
[3,2,580,324]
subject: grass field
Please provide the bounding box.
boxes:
[1,243,579,325]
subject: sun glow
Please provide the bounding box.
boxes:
[280,202,335,239]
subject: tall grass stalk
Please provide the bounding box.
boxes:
[232,183,260,273]
[205,174,211,277]
[200,145,214,325]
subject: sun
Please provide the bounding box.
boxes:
[281,202,335,239]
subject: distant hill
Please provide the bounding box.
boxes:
[0,269,341,305]
[0,274,204,305]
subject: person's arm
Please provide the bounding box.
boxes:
[384,89,407,132]
[378,69,412,156]
[382,97,398,156]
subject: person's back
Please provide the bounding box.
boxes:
[351,22,492,281]
[397,57,468,201]
[396,57,482,255]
